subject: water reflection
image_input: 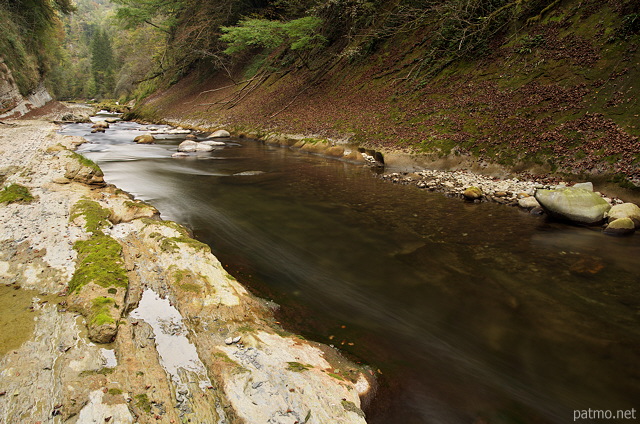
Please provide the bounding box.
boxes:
[60,122,640,424]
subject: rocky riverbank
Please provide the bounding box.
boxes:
[0,117,371,423]
[128,114,640,236]
[379,169,640,235]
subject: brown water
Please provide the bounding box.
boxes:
[61,121,640,424]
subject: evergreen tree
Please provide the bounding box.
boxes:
[90,28,116,98]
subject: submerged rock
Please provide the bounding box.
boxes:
[234,171,266,176]
[604,217,636,236]
[534,187,611,225]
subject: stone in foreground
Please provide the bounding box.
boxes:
[607,203,640,228]
[604,217,636,236]
[534,187,611,225]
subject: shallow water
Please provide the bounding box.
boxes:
[61,122,640,424]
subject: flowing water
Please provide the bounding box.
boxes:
[60,120,640,424]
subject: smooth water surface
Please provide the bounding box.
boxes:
[61,122,640,424]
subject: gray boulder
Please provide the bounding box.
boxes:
[572,182,593,191]
[200,139,226,146]
[607,203,640,227]
[604,218,635,236]
[195,143,214,152]
[178,139,198,152]
[534,187,611,225]
[211,129,230,138]
[518,196,540,209]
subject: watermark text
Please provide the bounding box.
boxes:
[574,408,636,421]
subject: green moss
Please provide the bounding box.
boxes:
[90,297,116,326]
[69,235,128,293]
[213,351,237,364]
[328,372,345,381]
[71,199,111,234]
[341,400,365,418]
[69,151,102,175]
[134,393,152,414]
[237,325,257,333]
[108,388,123,395]
[179,283,201,293]
[140,218,190,237]
[124,200,153,210]
[160,236,211,253]
[287,362,312,372]
[0,184,34,204]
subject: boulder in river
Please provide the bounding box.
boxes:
[211,129,230,138]
[200,139,226,146]
[91,121,109,129]
[518,196,540,209]
[603,217,636,236]
[607,203,640,227]
[178,139,198,152]
[184,134,198,140]
[195,143,214,152]
[134,134,155,144]
[463,186,483,201]
[534,187,611,225]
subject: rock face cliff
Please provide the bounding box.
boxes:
[0,58,52,119]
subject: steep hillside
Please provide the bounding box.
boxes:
[131,0,640,185]
[0,0,72,117]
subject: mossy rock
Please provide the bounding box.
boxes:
[604,217,635,236]
[69,234,128,293]
[535,188,611,225]
[0,184,34,204]
[463,186,483,200]
[71,199,111,234]
[134,134,155,144]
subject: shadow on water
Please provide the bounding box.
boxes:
[61,121,640,424]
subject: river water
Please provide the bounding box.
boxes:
[60,120,640,424]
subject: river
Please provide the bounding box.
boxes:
[60,119,640,424]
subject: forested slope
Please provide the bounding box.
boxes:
[117,0,639,185]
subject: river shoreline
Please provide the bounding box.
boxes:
[0,114,371,423]
[138,115,639,234]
